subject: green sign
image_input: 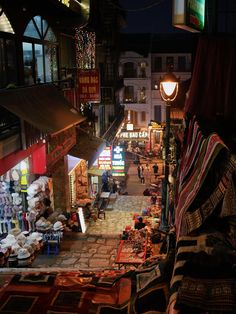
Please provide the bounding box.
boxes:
[186,0,205,31]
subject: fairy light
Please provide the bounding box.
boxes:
[75,29,95,69]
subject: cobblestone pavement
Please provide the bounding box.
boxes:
[32,195,151,270]
[31,159,163,271]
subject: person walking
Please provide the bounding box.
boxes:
[144,163,151,185]
[152,163,159,179]
[137,164,141,179]
[140,166,145,184]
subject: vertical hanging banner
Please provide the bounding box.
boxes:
[98,146,112,170]
[112,146,125,176]
[78,69,100,102]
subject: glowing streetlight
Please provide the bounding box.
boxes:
[159,72,179,230]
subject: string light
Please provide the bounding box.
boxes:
[75,29,95,69]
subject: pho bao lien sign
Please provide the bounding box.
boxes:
[119,130,149,141]
[172,0,205,32]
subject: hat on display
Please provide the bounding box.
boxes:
[25,239,36,253]
[23,244,34,257]
[53,221,64,231]
[16,233,26,246]
[1,234,17,247]
[9,228,21,237]
[58,214,67,221]
[21,231,30,237]
[35,217,52,231]
[17,248,30,260]
[27,237,40,251]
[30,232,43,242]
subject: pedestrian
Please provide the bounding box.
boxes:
[152,163,159,179]
[137,165,141,179]
[144,163,151,184]
[140,167,145,184]
[134,216,146,230]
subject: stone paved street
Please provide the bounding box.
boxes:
[31,158,163,271]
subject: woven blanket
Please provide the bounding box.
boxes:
[182,154,236,235]
[175,130,227,238]
[175,276,236,312]
[168,233,236,312]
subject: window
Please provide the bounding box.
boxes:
[124,86,134,102]
[0,6,14,34]
[166,56,174,71]
[154,105,162,123]
[0,8,17,88]
[23,16,58,85]
[178,56,186,71]
[130,110,138,125]
[123,62,136,77]
[153,57,162,72]
[141,111,146,122]
[140,62,146,77]
[139,87,146,103]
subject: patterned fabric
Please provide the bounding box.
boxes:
[168,231,236,313]
[175,117,228,239]
[182,154,236,235]
[176,276,236,312]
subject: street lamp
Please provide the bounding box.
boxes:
[159,72,179,231]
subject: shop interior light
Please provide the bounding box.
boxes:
[20,160,28,171]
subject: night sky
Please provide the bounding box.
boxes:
[119,0,186,34]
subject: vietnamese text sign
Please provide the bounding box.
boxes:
[119,131,148,140]
[78,69,100,102]
[98,146,112,170]
[112,146,125,176]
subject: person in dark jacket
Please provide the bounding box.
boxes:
[134,217,146,230]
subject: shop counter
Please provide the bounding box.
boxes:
[115,240,146,269]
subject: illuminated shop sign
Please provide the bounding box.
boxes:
[78,69,100,102]
[112,146,125,177]
[119,131,148,140]
[173,0,205,32]
[98,146,112,170]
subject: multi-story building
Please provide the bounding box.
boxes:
[0,0,126,216]
[118,33,197,153]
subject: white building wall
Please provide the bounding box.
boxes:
[119,51,192,127]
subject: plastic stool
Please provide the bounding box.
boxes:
[46,239,59,255]
[98,209,106,219]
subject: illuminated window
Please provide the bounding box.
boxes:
[23,16,58,85]
[124,86,134,103]
[0,7,17,88]
[0,6,14,34]
[139,87,146,103]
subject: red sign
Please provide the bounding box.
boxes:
[78,69,100,102]
[47,127,76,169]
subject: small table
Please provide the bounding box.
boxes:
[115,240,146,269]
[100,192,110,199]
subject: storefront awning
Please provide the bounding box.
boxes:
[68,129,106,168]
[0,85,86,135]
[87,167,104,177]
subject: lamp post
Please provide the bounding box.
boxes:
[159,72,179,231]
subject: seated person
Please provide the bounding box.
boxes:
[134,216,146,230]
